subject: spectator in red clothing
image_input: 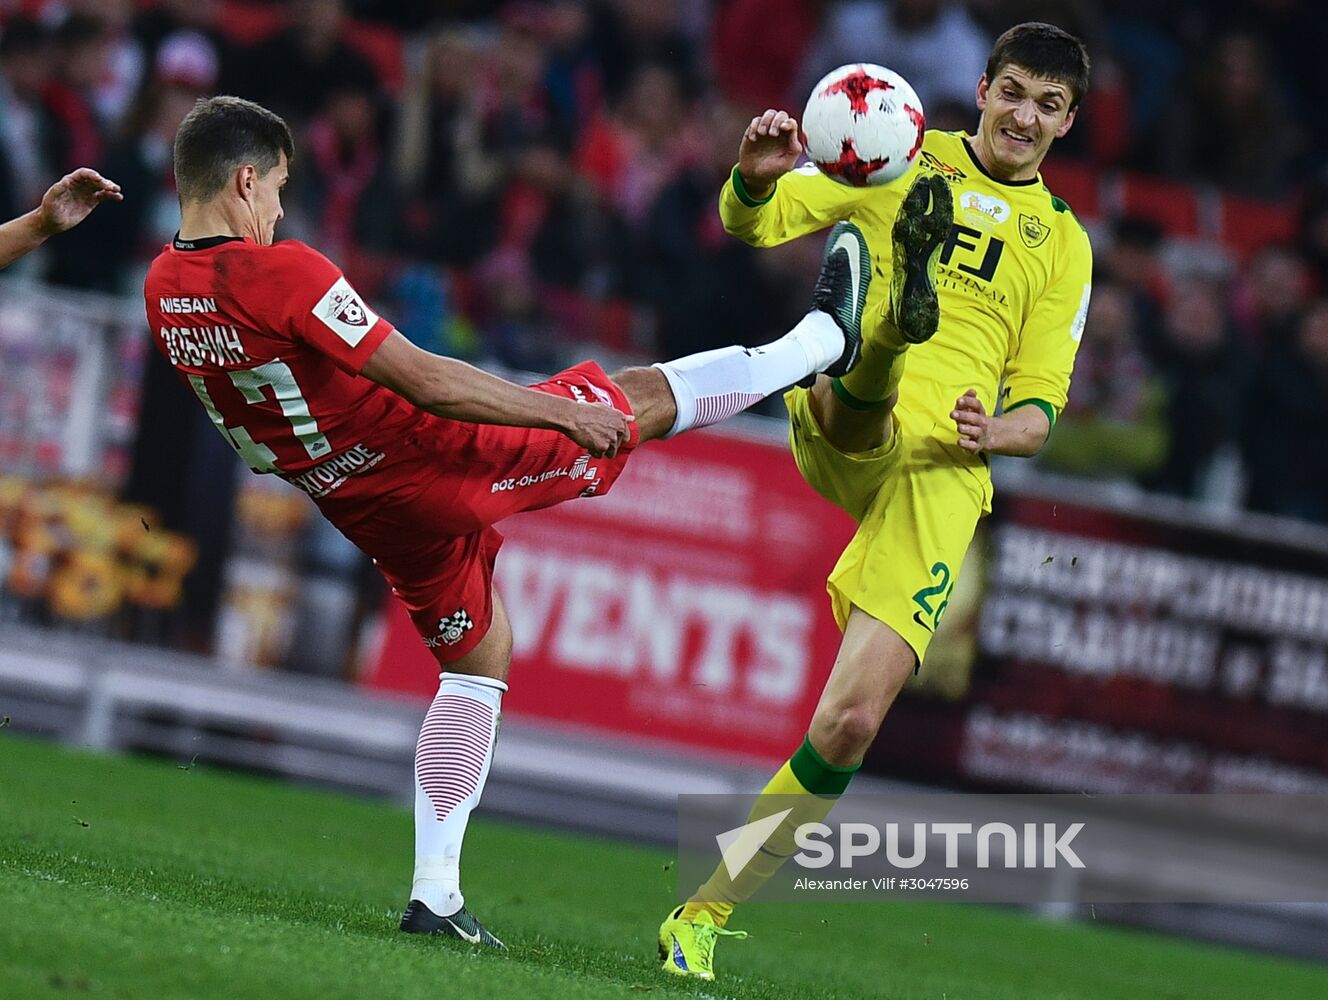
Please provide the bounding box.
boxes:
[392,28,500,266]
[1231,244,1312,351]
[298,80,394,262]
[131,0,246,94]
[710,0,820,110]
[67,0,145,131]
[1155,30,1302,196]
[588,0,700,103]
[52,31,218,293]
[44,14,110,171]
[640,101,798,363]
[575,62,704,225]
[238,0,380,124]
[797,0,988,114]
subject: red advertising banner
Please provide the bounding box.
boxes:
[365,426,857,762]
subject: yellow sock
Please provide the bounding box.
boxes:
[838,300,909,404]
[838,338,907,404]
[682,736,859,927]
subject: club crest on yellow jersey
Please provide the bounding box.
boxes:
[1019,213,1050,248]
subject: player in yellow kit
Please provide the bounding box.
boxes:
[660,22,1093,980]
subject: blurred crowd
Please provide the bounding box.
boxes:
[2,0,1327,523]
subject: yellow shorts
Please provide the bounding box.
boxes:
[785,385,991,664]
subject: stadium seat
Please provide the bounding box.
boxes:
[1219,193,1298,260]
[1039,158,1101,219]
[1119,174,1199,238]
[217,1,286,45]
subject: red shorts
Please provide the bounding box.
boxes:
[311,361,639,664]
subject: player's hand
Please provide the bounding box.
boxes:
[564,403,633,458]
[952,390,994,453]
[738,109,803,192]
[35,168,122,235]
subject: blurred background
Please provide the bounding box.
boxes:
[2,0,1328,963]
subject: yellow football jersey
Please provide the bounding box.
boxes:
[719,130,1093,489]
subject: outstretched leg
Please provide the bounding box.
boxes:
[617,220,873,443]
[809,173,953,454]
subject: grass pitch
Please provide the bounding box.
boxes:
[2,735,1326,999]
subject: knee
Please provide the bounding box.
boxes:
[811,701,885,765]
[612,366,676,441]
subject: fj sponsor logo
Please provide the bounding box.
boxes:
[312,276,379,347]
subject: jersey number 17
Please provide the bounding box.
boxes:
[187,360,331,473]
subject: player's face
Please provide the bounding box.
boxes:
[975,66,1076,180]
[249,153,288,245]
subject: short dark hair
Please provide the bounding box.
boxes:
[174,96,294,203]
[986,22,1090,109]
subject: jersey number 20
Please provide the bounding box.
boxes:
[187,360,332,473]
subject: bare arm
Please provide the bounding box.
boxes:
[951,389,1051,458]
[0,169,122,270]
[360,331,633,457]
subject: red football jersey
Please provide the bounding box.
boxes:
[144,236,423,497]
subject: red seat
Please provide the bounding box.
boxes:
[216,4,403,94]
[1220,194,1298,260]
[1118,174,1199,238]
[1039,158,1100,219]
[216,1,286,45]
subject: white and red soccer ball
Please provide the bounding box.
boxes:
[802,63,926,187]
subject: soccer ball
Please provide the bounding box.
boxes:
[802,63,926,187]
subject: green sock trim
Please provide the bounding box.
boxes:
[831,377,889,411]
[730,164,776,207]
[789,735,860,797]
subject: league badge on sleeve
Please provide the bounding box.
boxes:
[313,276,380,347]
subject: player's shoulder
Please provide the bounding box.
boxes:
[916,130,970,179]
[261,239,338,271]
[1034,176,1090,239]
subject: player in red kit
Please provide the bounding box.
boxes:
[145,96,873,946]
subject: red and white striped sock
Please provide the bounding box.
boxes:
[410,671,506,917]
[653,310,843,436]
